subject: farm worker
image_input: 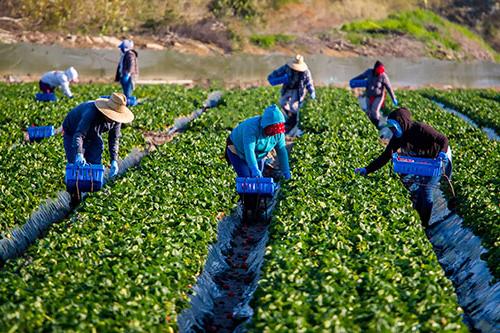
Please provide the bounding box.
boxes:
[267,54,316,135]
[225,104,291,180]
[62,93,134,201]
[39,67,79,98]
[115,39,139,98]
[354,108,452,226]
[350,61,397,129]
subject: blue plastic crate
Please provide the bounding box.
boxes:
[35,92,57,102]
[100,95,138,107]
[65,163,105,193]
[268,74,289,86]
[349,79,367,89]
[392,153,442,177]
[27,125,55,141]
[236,177,276,196]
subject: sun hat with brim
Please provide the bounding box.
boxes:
[288,54,308,72]
[95,93,134,124]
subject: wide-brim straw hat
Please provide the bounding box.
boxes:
[288,54,308,72]
[95,93,134,123]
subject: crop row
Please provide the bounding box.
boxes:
[397,90,500,279]
[421,88,500,132]
[0,87,278,331]
[250,88,466,332]
[0,83,205,233]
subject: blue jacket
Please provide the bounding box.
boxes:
[62,102,121,161]
[230,105,290,176]
[268,65,315,102]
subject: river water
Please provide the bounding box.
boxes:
[1,43,499,87]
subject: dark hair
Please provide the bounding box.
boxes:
[374,60,384,69]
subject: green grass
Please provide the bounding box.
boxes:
[249,34,296,48]
[341,9,499,60]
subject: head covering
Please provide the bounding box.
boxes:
[261,104,285,128]
[65,67,79,82]
[373,60,385,76]
[288,54,308,72]
[387,108,413,133]
[118,39,134,52]
[264,123,285,136]
[95,93,134,123]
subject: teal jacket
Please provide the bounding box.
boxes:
[230,105,290,176]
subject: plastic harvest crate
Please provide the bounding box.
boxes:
[349,79,367,89]
[27,125,55,142]
[100,95,137,107]
[392,153,442,177]
[65,164,105,193]
[268,73,289,86]
[35,92,57,102]
[236,177,276,196]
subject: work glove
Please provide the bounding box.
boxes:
[109,160,119,178]
[250,165,263,178]
[283,171,291,180]
[354,167,367,176]
[68,95,74,99]
[310,91,316,100]
[393,98,398,106]
[123,73,131,81]
[75,153,86,166]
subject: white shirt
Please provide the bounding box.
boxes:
[40,71,72,97]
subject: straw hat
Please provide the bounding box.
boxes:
[288,54,308,72]
[95,93,134,123]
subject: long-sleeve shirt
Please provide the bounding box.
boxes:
[115,50,139,82]
[230,116,290,176]
[62,102,122,161]
[268,65,315,102]
[351,69,395,102]
[40,71,73,97]
[366,122,449,174]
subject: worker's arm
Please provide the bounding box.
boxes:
[72,107,96,155]
[275,135,291,178]
[382,74,396,104]
[59,74,73,98]
[365,139,400,174]
[108,123,122,161]
[242,134,261,177]
[304,69,316,98]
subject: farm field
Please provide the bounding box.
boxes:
[0,83,206,234]
[421,88,500,132]
[0,84,498,331]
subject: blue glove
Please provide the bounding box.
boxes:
[250,165,263,178]
[68,95,74,99]
[393,98,398,106]
[354,167,367,176]
[283,171,291,180]
[75,153,86,166]
[310,91,316,100]
[110,160,119,177]
[123,73,131,81]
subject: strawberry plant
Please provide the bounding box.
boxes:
[397,91,500,278]
[421,88,500,132]
[250,88,466,332]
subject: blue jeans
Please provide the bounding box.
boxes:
[63,134,103,165]
[120,76,133,98]
[226,148,264,178]
[416,158,453,226]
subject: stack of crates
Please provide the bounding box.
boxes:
[392,153,442,177]
[65,164,105,193]
[27,125,55,142]
[236,177,276,197]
